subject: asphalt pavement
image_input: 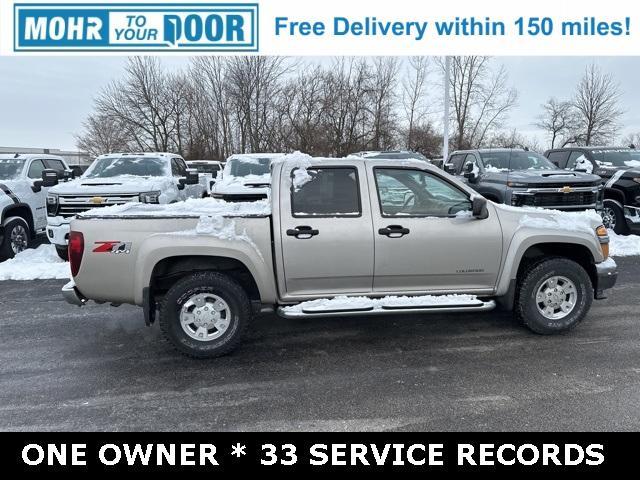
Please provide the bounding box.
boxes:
[1,257,639,431]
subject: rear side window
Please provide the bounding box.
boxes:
[291,168,361,217]
[43,159,66,176]
[447,154,466,174]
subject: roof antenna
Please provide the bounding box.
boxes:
[629,144,636,149]
[14,153,20,158]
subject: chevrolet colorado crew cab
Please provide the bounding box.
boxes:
[544,146,640,234]
[47,152,204,260]
[0,153,71,259]
[445,149,603,211]
[63,156,617,358]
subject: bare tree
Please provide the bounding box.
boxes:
[573,64,624,146]
[535,98,581,149]
[441,56,518,150]
[402,57,430,150]
[368,57,400,150]
[75,114,130,158]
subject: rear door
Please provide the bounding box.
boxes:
[279,164,374,296]
[368,166,503,293]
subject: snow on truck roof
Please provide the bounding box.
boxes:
[96,152,182,160]
[0,153,65,161]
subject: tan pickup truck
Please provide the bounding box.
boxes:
[62,156,617,358]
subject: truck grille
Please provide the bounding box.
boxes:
[517,191,598,209]
[57,194,139,217]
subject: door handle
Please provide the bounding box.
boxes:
[378,225,410,238]
[286,226,319,239]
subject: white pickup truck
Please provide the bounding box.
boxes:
[211,153,282,201]
[46,152,205,259]
[63,155,616,358]
[0,154,71,259]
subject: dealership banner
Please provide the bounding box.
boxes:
[0,0,639,55]
[0,432,636,474]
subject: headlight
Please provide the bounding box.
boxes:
[46,194,59,216]
[596,225,610,259]
[139,191,161,204]
[508,182,528,188]
[633,177,640,184]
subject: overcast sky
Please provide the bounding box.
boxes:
[1,56,639,151]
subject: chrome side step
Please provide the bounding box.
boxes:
[278,299,496,319]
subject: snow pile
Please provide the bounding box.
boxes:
[282,294,481,314]
[81,197,271,218]
[0,245,69,281]
[609,233,640,257]
[516,208,602,235]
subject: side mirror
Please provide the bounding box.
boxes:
[42,169,59,187]
[463,163,478,183]
[472,196,489,219]
[178,169,199,189]
[444,164,456,175]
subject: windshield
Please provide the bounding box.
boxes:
[227,157,272,177]
[592,149,640,168]
[0,158,26,180]
[84,157,168,178]
[480,151,556,171]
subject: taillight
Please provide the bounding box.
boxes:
[68,231,84,277]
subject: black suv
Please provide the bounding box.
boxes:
[444,149,603,211]
[544,146,640,234]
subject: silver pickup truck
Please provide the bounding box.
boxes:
[63,157,617,358]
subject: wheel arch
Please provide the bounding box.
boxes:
[1,203,35,238]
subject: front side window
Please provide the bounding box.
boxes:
[28,159,46,179]
[291,168,361,217]
[84,157,168,178]
[375,168,471,217]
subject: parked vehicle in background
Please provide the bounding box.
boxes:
[47,152,204,260]
[352,150,430,162]
[211,153,283,202]
[68,165,89,178]
[64,156,616,358]
[544,146,640,234]
[445,149,603,211]
[0,154,71,259]
[187,160,224,196]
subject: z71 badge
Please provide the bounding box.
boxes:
[93,241,132,254]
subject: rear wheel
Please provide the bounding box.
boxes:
[516,258,593,334]
[55,245,69,261]
[159,272,251,358]
[601,200,628,235]
[0,218,30,259]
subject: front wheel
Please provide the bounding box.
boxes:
[516,258,593,335]
[0,218,30,260]
[55,245,69,261]
[601,200,628,235]
[159,272,251,358]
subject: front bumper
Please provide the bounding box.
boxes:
[595,259,618,299]
[46,218,71,246]
[62,280,86,306]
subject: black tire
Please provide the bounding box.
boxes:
[516,258,593,335]
[159,272,251,358]
[601,200,628,235]
[0,217,30,260]
[55,245,69,261]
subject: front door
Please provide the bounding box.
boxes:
[280,165,374,296]
[369,167,503,293]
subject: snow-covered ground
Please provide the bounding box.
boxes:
[0,245,70,281]
[609,232,640,257]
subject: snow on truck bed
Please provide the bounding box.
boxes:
[80,197,271,218]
